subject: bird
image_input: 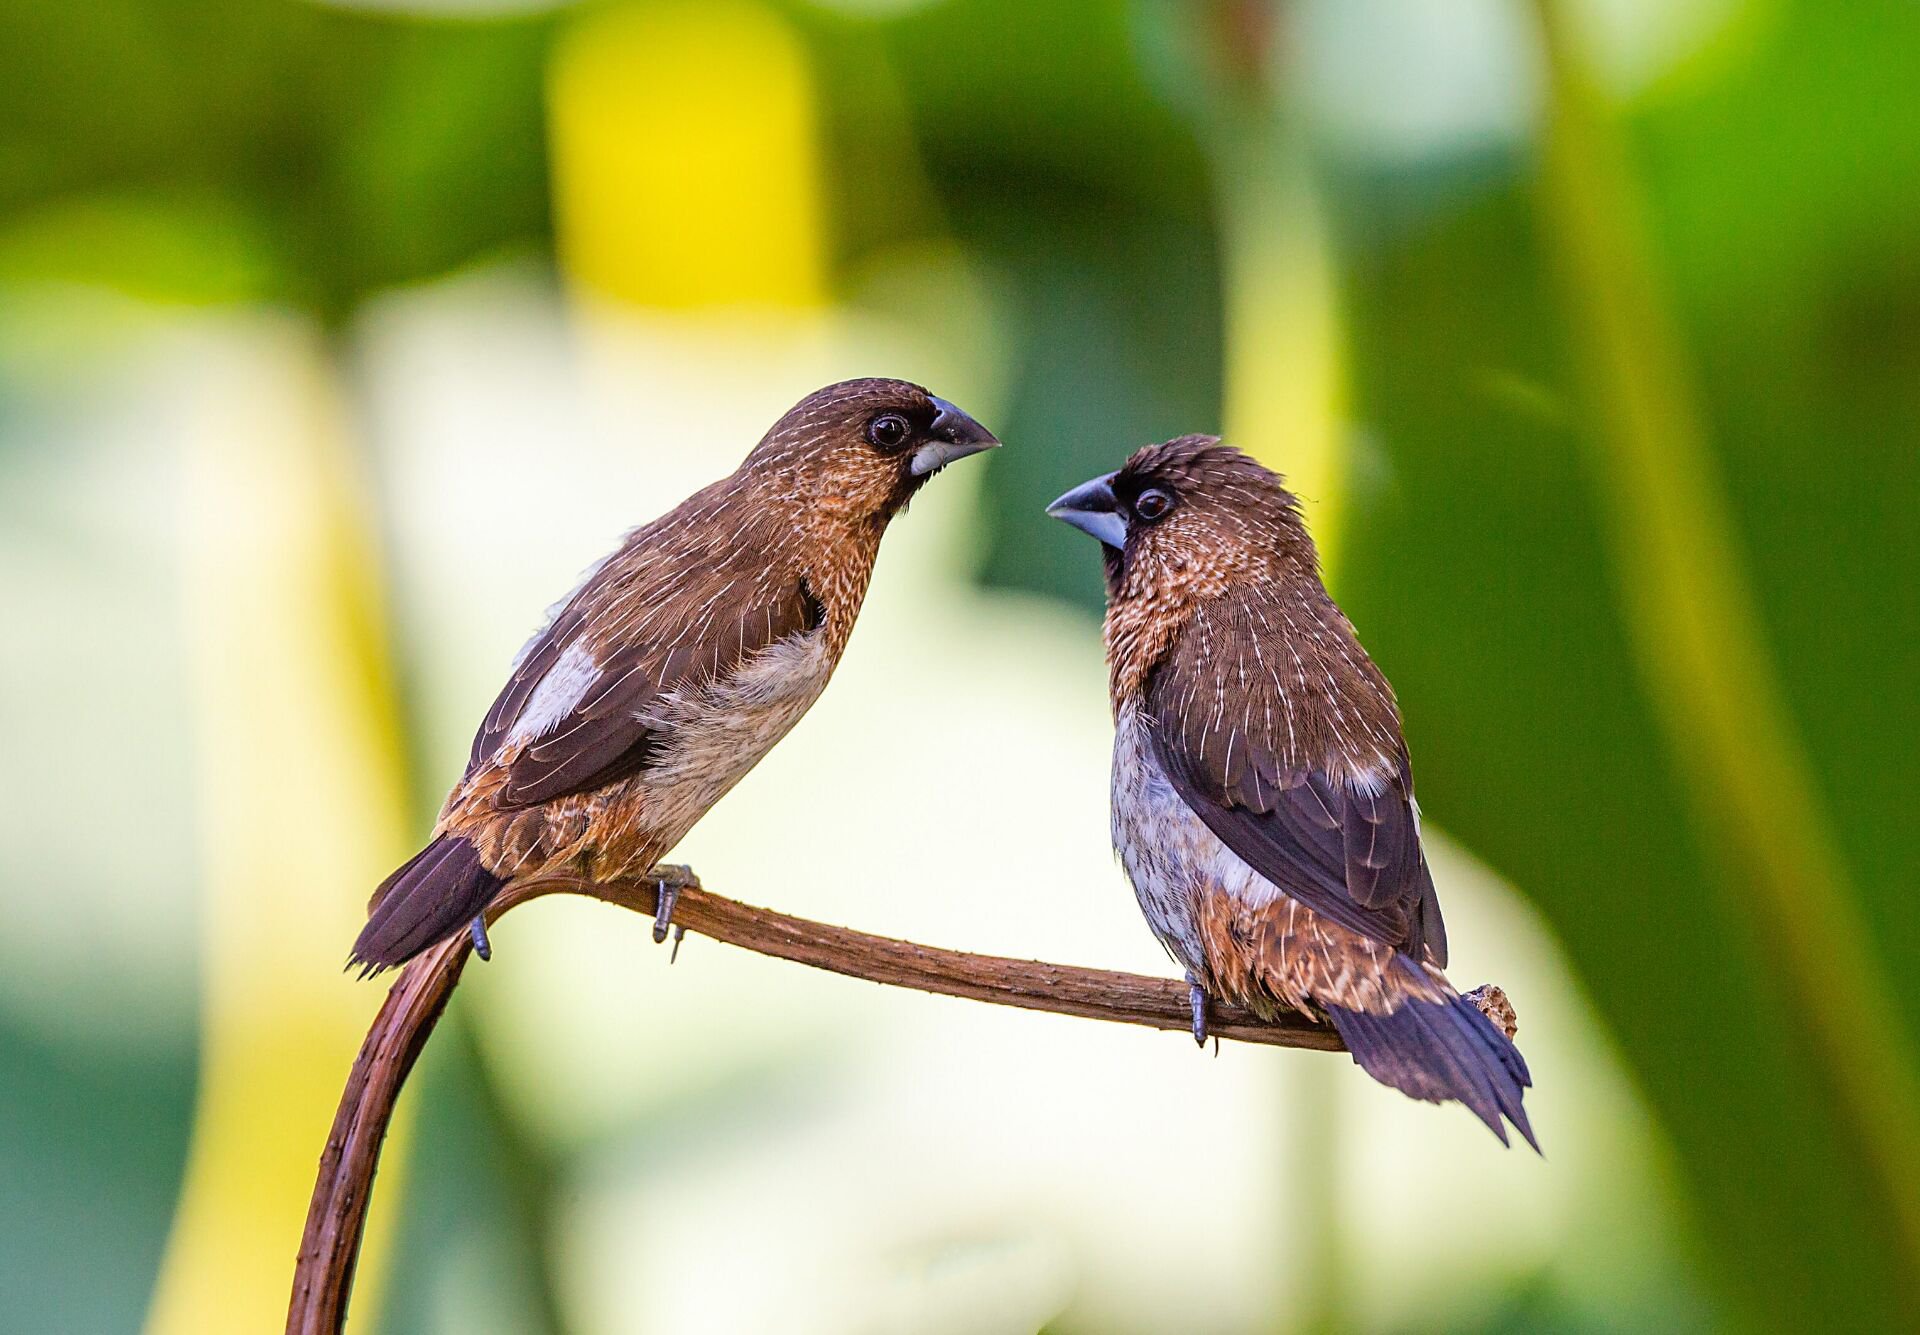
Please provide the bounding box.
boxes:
[351,378,999,973]
[1047,436,1536,1148]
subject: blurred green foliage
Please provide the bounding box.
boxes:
[0,1017,194,1332]
[830,0,1231,603]
[0,0,552,312]
[1316,4,1920,1323]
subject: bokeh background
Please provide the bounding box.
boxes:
[3,0,1916,1331]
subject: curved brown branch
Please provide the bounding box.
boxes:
[288,867,1517,1333]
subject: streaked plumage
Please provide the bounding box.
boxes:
[352,378,998,971]
[1049,437,1536,1148]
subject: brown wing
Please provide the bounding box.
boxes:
[1143,589,1447,963]
[467,529,823,810]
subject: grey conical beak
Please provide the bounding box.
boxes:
[910,397,1000,476]
[1046,471,1126,549]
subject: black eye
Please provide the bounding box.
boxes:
[866,413,912,452]
[1132,486,1175,523]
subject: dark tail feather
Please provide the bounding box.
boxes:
[1324,956,1538,1152]
[350,835,503,976]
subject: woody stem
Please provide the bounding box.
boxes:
[287,866,1517,1335]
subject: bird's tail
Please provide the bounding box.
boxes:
[1323,954,1538,1151]
[350,835,503,976]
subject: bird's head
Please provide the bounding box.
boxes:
[746,378,998,525]
[1047,435,1317,609]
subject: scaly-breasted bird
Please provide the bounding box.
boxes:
[352,378,998,972]
[1048,437,1535,1147]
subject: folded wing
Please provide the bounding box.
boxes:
[468,537,823,809]
[1143,590,1447,963]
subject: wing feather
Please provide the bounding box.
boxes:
[1144,589,1447,962]
[469,536,821,809]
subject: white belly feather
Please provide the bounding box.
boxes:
[1111,700,1281,978]
[632,628,837,846]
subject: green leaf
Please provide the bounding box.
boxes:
[1324,3,1920,1326]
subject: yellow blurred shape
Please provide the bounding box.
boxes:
[549,0,828,310]
[1218,125,1349,573]
[146,319,412,1334]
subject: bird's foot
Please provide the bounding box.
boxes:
[469,916,492,962]
[650,864,700,947]
[1186,972,1209,1048]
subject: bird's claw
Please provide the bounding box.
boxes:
[469,916,492,962]
[650,864,700,948]
[1186,972,1209,1047]
[652,880,677,944]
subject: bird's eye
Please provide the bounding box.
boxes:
[866,413,912,452]
[1132,487,1175,523]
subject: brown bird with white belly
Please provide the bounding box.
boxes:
[1049,437,1536,1147]
[351,378,998,972]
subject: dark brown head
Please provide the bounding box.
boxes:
[1048,435,1317,604]
[1049,437,1329,701]
[746,378,998,525]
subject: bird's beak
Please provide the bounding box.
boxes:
[911,397,1001,476]
[1046,471,1127,549]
